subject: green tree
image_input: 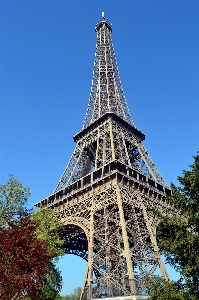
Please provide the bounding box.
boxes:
[41,262,63,299]
[31,206,65,298]
[0,176,64,299]
[0,174,31,225]
[149,153,199,299]
[31,206,64,258]
[61,287,82,300]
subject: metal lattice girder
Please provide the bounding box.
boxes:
[51,175,169,299]
[54,113,168,192]
[54,14,168,193]
[83,16,133,129]
[36,13,172,299]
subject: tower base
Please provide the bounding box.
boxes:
[93,296,148,300]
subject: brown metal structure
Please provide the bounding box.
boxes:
[35,14,171,299]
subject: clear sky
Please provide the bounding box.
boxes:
[1,0,199,296]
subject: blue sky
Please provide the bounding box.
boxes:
[1,0,199,296]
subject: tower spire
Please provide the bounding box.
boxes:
[83,15,134,129]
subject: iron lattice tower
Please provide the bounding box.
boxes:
[36,14,172,299]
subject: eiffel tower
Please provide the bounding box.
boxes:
[35,13,172,299]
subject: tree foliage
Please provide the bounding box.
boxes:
[0,174,31,225]
[148,278,196,300]
[149,153,199,299]
[41,262,63,299]
[0,216,55,299]
[60,287,82,300]
[31,207,64,298]
[0,176,64,299]
[31,206,64,258]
